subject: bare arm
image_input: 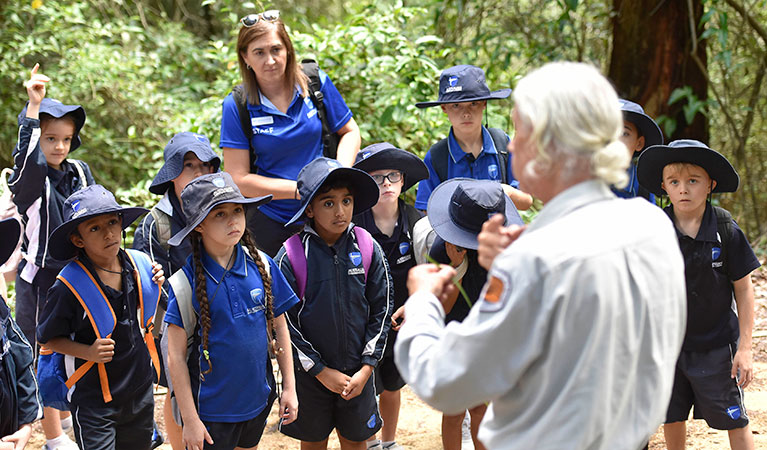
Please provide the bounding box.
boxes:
[334,117,361,167]
[223,148,298,200]
[273,314,298,424]
[731,273,755,388]
[44,336,114,363]
[501,184,533,211]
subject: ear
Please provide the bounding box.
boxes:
[304,203,314,219]
[440,105,448,113]
[194,224,204,234]
[710,179,717,192]
[444,241,467,267]
[635,135,645,153]
[70,233,85,249]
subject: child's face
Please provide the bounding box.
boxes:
[369,169,404,206]
[40,117,76,171]
[242,28,287,86]
[305,187,354,245]
[195,203,246,251]
[71,213,122,261]
[619,121,645,156]
[174,153,215,199]
[440,101,486,136]
[661,163,716,214]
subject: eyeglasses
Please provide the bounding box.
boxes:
[240,10,280,27]
[371,171,403,185]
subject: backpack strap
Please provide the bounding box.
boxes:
[57,261,117,403]
[232,85,259,173]
[149,206,172,252]
[428,138,450,183]
[353,226,374,282]
[125,249,162,380]
[168,270,197,342]
[405,204,423,241]
[284,234,308,300]
[71,159,88,188]
[713,206,733,276]
[301,59,339,159]
[488,128,510,184]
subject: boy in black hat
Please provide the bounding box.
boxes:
[637,140,760,450]
[36,185,165,450]
[275,157,393,450]
[612,99,663,202]
[414,64,532,212]
[0,217,43,450]
[352,143,428,450]
[9,64,95,450]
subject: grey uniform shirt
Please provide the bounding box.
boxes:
[395,180,687,450]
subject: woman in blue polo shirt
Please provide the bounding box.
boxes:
[220,10,361,256]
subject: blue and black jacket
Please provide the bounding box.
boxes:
[275,224,393,376]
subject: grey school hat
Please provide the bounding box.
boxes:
[149,132,221,195]
[353,142,429,192]
[168,172,271,246]
[415,65,511,108]
[619,99,663,154]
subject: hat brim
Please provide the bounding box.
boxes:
[623,111,663,154]
[353,149,429,192]
[427,178,523,250]
[285,168,380,227]
[0,218,21,265]
[149,149,222,195]
[49,207,149,261]
[168,195,272,247]
[415,88,512,109]
[636,145,739,197]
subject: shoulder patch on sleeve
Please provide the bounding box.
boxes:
[479,275,508,313]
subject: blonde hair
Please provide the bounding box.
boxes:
[513,62,630,187]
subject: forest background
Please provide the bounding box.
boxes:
[1,0,765,252]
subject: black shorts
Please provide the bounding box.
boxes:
[374,355,405,393]
[280,369,382,442]
[201,395,275,450]
[665,343,749,430]
[246,206,302,257]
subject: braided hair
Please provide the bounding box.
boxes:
[241,229,280,356]
[190,231,213,379]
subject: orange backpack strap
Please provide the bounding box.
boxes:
[125,249,162,381]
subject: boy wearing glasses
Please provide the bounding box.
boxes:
[414,65,532,212]
[352,143,428,450]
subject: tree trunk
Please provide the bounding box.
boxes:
[609,0,708,142]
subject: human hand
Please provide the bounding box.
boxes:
[278,387,299,425]
[0,423,32,450]
[24,64,49,106]
[151,262,165,286]
[342,365,372,400]
[731,347,754,388]
[477,213,525,270]
[316,367,351,395]
[407,264,456,306]
[182,416,213,450]
[87,338,115,363]
[391,305,405,331]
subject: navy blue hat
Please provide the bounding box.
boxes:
[0,218,21,266]
[168,172,271,246]
[149,132,222,195]
[18,98,86,151]
[415,65,511,108]
[618,99,663,154]
[353,143,429,192]
[427,178,523,250]
[49,185,148,260]
[636,139,739,196]
[286,157,380,226]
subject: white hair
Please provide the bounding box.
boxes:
[513,62,630,187]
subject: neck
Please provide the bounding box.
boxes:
[85,250,121,273]
[453,127,484,158]
[314,227,343,247]
[259,79,290,102]
[201,239,237,270]
[371,198,399,220]
[672,203,707,237]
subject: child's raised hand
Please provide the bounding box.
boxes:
[24,64,49,106]
[182,417,214,450]
[341,364,373,400]
[87,338,115,363]
[316,367,350,395]
[278,388,299,425]
[150,262,165,286]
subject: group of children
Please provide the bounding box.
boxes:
[1,53,760,450]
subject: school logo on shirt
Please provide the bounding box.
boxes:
[479,275,507,313]
[307,109,318,119]
[712,246,723,268]
[488,164,499,180]
[399,242,410,255]
[247,288,265,314]
[445,76,462,93]
[349,252,362,266]
[726,405,741,420]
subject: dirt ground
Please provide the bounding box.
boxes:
[25,267,767,449]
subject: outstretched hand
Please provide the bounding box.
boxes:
[24,64,49,107]
[407,264,456,308]
[477,213,525,270]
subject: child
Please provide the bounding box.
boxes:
[9,64,94,450]
[637,140,760,450]
[426,178,522,450]
[36,185,165,450]
[275,157,393,450]
[0,217,43,450]
[132,131,220,450]
[163,172,298,450]
[414,64,532,212]
[612,99,663,201]
[352,143,428,450]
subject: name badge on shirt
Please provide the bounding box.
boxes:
[307,109,318,119]
[251,116,274,126]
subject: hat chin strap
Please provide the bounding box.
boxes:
[451,256,469,283]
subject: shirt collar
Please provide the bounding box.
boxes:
[201,244,248,284]
[665,202,718,242]
[447,126,497,164]
[528,180,613,232]
[258,85,302,117]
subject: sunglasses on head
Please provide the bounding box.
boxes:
[240,10,280,27]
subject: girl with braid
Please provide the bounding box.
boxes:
[164,173,299,450]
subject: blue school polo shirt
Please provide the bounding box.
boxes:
[164,245,299,422]
[220,71,353,224]
[414,126,519,210]
[612,162,656,203]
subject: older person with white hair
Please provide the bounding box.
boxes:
[394,62,687,449]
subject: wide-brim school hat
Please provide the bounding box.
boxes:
[415,65,511,108]
[285,157,380,227]
[619,99,663,154]
[427,178,523,250]
[353,142,429,192]
[49,185,148,261]
[0,218,21,266]
[149,132,222,195]
[168,172,271,247]
[636,139,739,197]
[17,98,86,152]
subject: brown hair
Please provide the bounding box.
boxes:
[241,229,278,356]
[237,19,308,105]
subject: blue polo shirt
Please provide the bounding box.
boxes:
[414,126,519,210]
[612,162,656,203]
[220,71,353,224]
[164,245,299,422]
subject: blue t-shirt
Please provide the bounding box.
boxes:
[220,71,353,223]
[415,126,519,210]
[164,245,299,422]
[612,162,656,203]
